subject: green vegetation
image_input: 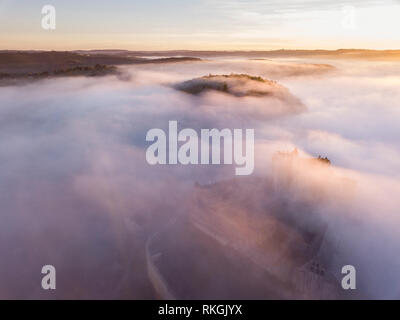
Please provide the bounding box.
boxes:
[174,73,284,97]
[203,73,270,83]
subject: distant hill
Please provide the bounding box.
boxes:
[76,49,400,60]
[0,51,201,81]
[174,73,304,103]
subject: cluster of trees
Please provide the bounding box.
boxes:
[0,64,117,80]
[53,64,115,75]
[204,73,268,83]
[0,71,49,79]
[316,155,331,165]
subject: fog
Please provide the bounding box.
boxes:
[0,57,399,299]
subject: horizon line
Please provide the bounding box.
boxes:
[2,48,400,52]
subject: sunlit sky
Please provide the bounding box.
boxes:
[1,0,400,50]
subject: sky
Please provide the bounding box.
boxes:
[1,0,400,50]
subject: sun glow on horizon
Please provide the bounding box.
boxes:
[1,1,400,50]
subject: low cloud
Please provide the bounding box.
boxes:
[0,57,399,298]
